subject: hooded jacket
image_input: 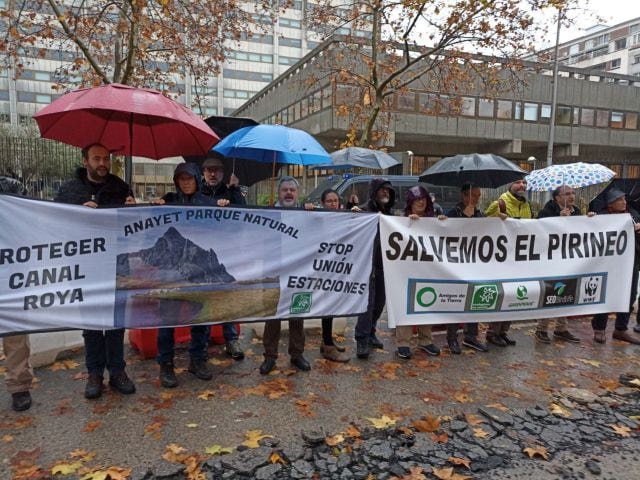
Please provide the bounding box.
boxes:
[162,163,214,206]
[363,178,395,214]
[404,185,434,217]
[201,182,245,205]
[55,167,131,206]
[485,191,532,219]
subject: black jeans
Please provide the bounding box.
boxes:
[447,323,479,339]
[355,266,385,340]
[157,326,210,364]
[83,329,125,376]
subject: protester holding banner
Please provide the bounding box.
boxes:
[54,144,136,399]
[201,155,245,361]
[535,185,583,345]
[305,189,350,363]
[152,162,215,387]
[395,186,441,359]
[444,184,489,354]
[260,176,310,374]
[591,188,640,345]
[483,178,531,347]
[351,178,395,359]
[0,176,34,411]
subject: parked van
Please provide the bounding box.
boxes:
[306,174,460,214]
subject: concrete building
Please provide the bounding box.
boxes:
[531,17,640,76]
[234,40,640,178]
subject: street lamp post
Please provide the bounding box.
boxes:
[546,7,563,170]
[528,156,537,172]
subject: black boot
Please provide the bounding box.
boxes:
[188,359,213,380]
[11,391,32,411]
[159,361,178,388]
[84,373,104,399]
[109,370,136,394]
[356,338,370,359]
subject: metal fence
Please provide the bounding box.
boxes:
[0,137,80,199]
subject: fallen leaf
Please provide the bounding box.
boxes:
[197,389,216,400]
[2,434,13,442]
[609,424,632,437]
[549,403,572,417]
[412,415,440,433]
[209,358,233,367]
[472,427,489,439]
[241,430,274,448]
[269,451,287,464]
[431,432,448,443]
[0,415,33,429]
[48,359,79,371]
[51,460,83,475]
[294,399,316,417]
[629,378,640,387]
[577,358,602,367]
[453,392,473,403]
[366,415,396,429]
[523,445,549,460]
[448,456,471,469]
[486,402,510,412]
[392,465,427,479]
[431,466,471,479]
[599,379,620,391]
[69,449,96,461]
[464,413,484,426]
[204,445,234,455]
[345,425,361,438]
[79,466,131,480]
[325,434,345,446]
[82,420,102,433]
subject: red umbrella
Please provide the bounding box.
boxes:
[33,83,219,159]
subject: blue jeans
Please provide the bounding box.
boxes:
[83,329,125,376]
[222,323,238,342]
[157,326,210,364]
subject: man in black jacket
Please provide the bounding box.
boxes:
[201,156,245,360]
[352,178,395,359]
[534,185,582,344]
[55,143,135,399]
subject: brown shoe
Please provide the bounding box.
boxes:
[612,330,640,345]
[320,343,346,353]
[321,345,350,362]
[593,331,606,344]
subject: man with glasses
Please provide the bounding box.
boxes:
[201,156,246,360]
[534,185,582,344]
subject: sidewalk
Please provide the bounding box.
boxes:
[1,315,639,478]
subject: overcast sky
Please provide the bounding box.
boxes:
[543,0,640,46]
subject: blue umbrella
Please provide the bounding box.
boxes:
[213,124,330,165]
[213,124,330,204]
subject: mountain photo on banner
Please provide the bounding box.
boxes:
[114,208,282,329]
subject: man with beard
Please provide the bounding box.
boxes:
[201,155,245,360]
[351,178,395,359]
[55,144,136,399]
[259,176,310,374]
[484,178,531,347]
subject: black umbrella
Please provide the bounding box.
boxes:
[589,178,640,213]
[311,147,401,170]
[418,153,527,188]
[184,116,284,187]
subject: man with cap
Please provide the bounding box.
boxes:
[259,176,310,374]
[591,188,640,344]
[534,185,583,344]
[55,143,136,399]
[153,162,216,387]
[201,155,245,361]
[484,178,532,347]
[0,176,34,411]
[351,178,396,359]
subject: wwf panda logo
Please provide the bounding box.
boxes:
[584,277,599,297]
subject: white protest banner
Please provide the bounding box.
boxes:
[0,195,377,334]
[380,215,634,327]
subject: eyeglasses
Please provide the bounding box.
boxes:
[204,166,224,172]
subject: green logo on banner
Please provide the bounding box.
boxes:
[470,284,499,311]
[516,285,528,300]
[290,292,312,314]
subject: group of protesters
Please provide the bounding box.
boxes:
[2,143,640,412]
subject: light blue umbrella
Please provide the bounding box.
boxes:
[526,162,616,191]
[213,124,330,165]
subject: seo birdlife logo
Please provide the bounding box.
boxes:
[410,281,467,313]
[542,278,577,307]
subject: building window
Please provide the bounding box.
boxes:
[397,92,415,110]
[279,56,299,65]
[35,94,51,104]
[34,71,51,81]
[569,44,579,55]
[540,104,551,123]
[419,93,438,114]
[0,90,9,101]
[581,108,594,126]
[626,113,638,129]
[514,102,522,120]
[630,23,640,34]
[278,37,302,48]
[596,110,609,127]
[610,58,621,70]
[572,107,580,125]
[496,100,512,119]
[556,106,572,125]
[478,99,494,118]
[523,102,538,121]
[279,18,301,29]
[460,97,475,116]
[633,33,640,46]
[615,38,627,50]
[611,112,624,128]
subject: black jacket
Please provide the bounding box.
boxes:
[362,178,395,214]
[537,200,581,218]
[447,202,485,218]
[55,168,131,207]
[202,182,245,205]
[161,162,214,206]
